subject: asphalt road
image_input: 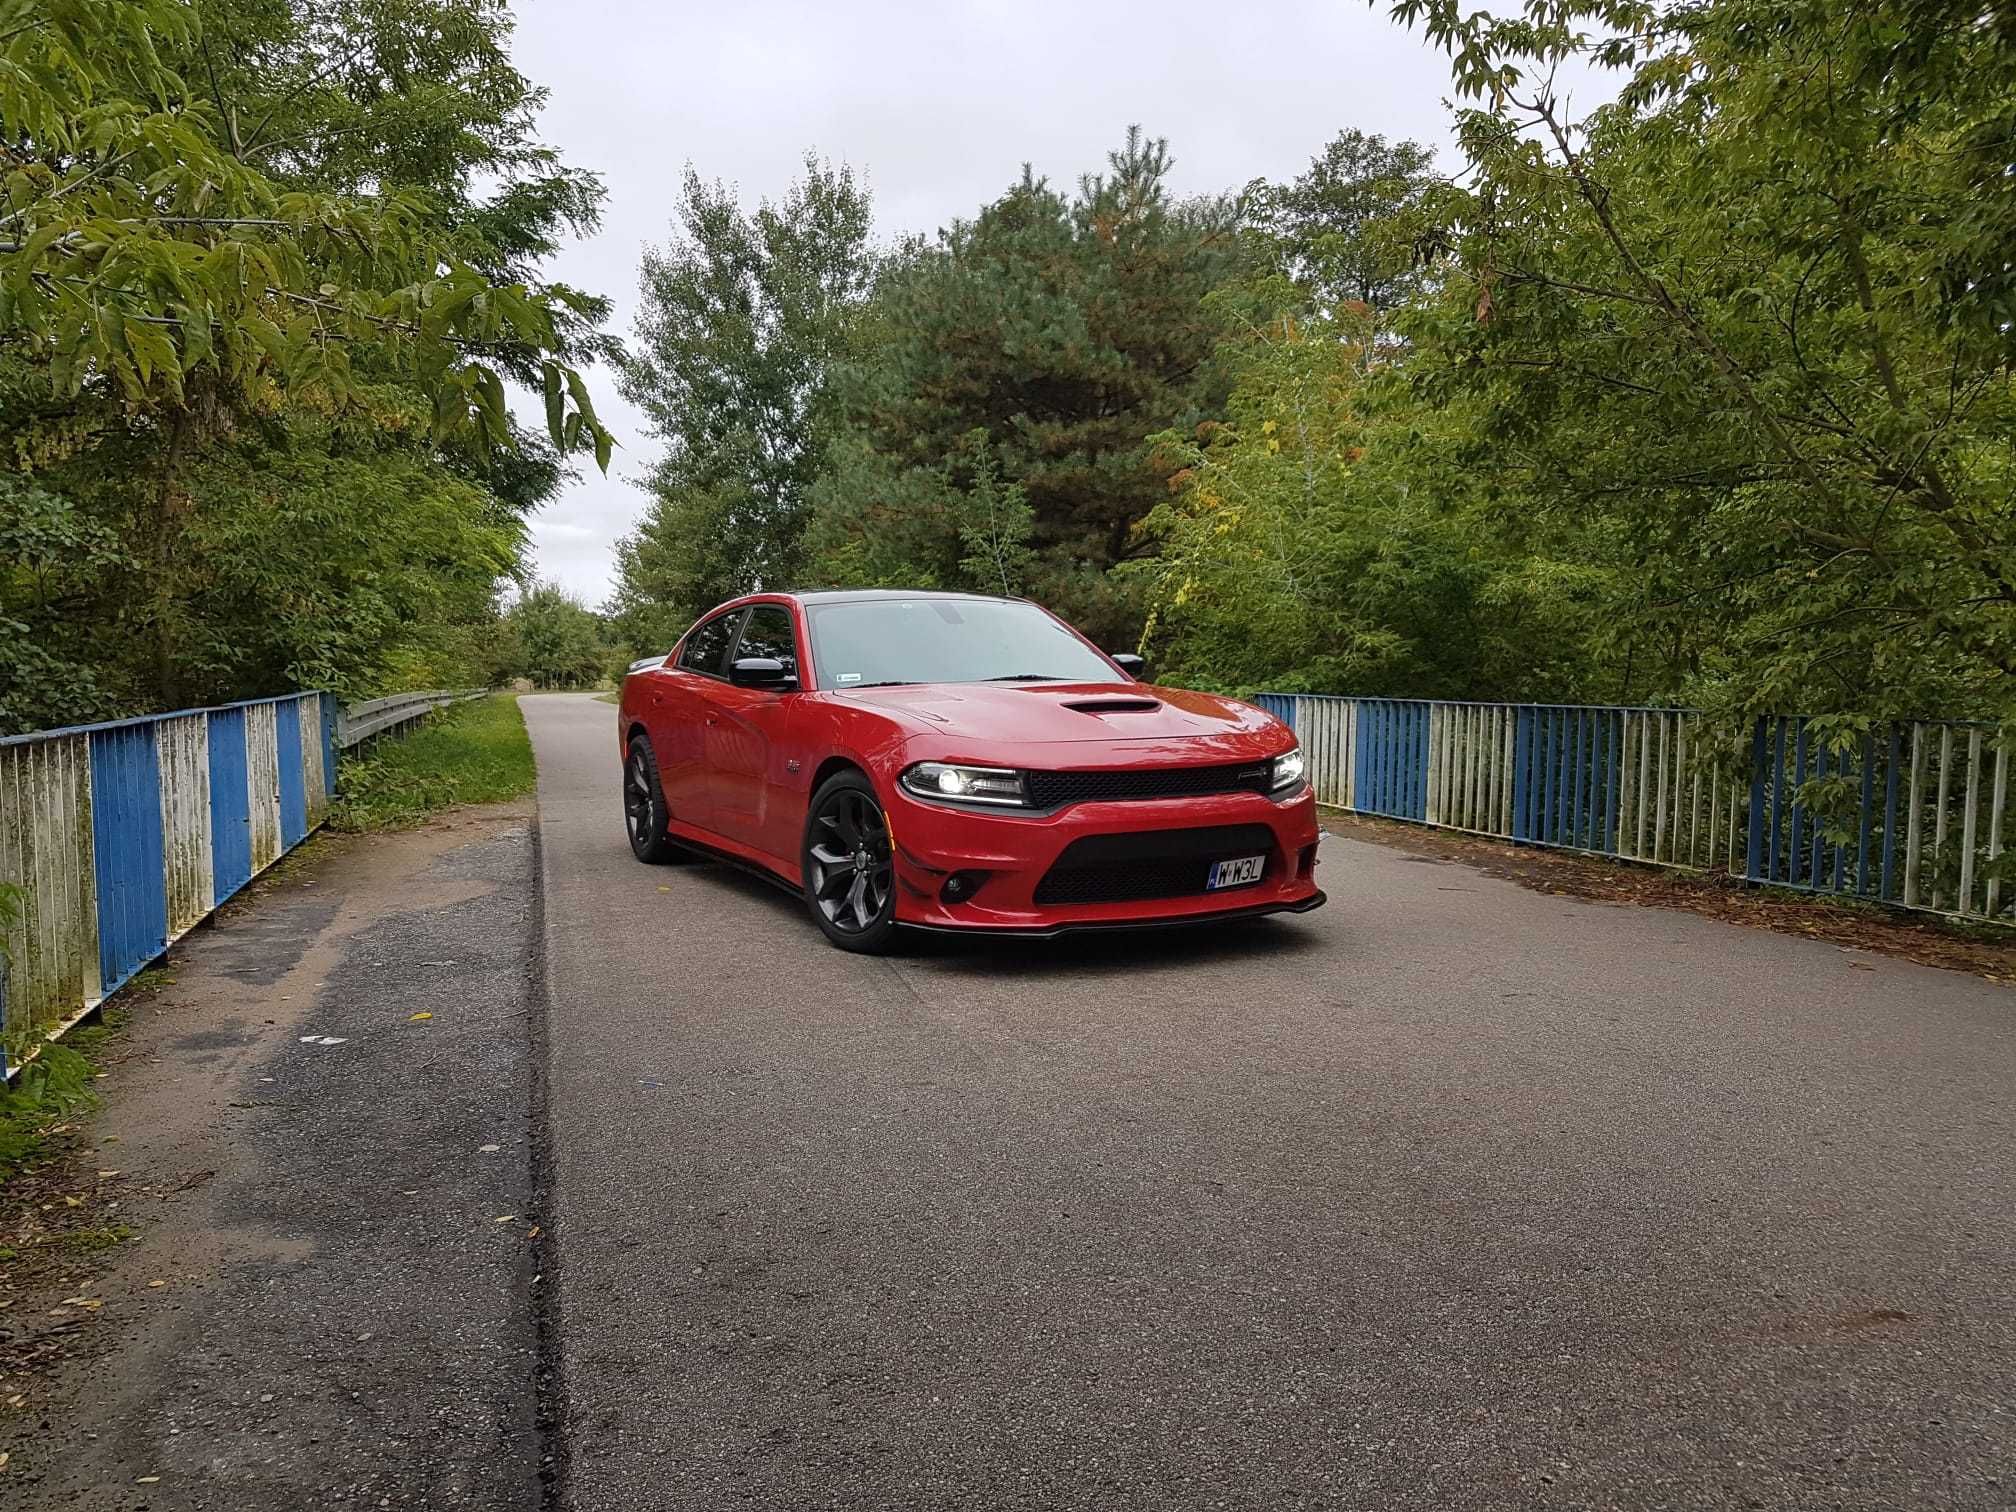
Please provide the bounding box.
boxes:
[5,810,545,1509]
[522,692,2016,1512]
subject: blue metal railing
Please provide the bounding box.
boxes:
[0,692,338,1075]
[0,686,489,1075]
[1265,694,2011,924]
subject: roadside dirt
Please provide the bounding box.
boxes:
[0,799,542,1509]
[1322,810,2016,984]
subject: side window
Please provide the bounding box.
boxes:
[735,605,800,680]
[676,610,743,677]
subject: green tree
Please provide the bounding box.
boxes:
[954,431,1037,598]
[1251,129,1439,314]
[500,581,609,688]
[806,128,1246,647]
[1381,0,2016,717]
[1136,300,1612,698]
[0,471,132,728]
[0,0,608,454]
[0,0,612,729]
[611,155,873,648]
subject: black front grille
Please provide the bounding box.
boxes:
[1024,762,1272,810]
[1033,824,1274,906]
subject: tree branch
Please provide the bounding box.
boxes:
[1515,87,1848,515]
[238,45,373,156]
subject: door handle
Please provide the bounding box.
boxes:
[705,715,718,726]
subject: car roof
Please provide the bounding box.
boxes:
[781,588,1021,606]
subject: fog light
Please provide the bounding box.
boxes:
[941,870,989,904]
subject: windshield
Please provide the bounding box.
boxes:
[804,598,1120,689]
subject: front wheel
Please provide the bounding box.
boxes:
[801,771,899,953]
[623,735,690,864]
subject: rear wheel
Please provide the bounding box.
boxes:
[623,735,690,864]
[801,771,899,953]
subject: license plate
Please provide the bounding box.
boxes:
[1206,854,1266,890]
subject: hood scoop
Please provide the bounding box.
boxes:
[1061,697,1164,715]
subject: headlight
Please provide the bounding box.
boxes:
[1270,746,1307,792]
[900,762,1029,807]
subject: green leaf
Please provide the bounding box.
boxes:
[542,364,564,445]
[477,366,511,448]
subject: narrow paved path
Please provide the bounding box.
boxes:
[4,807,543,1510]
[525,692,2016,1512]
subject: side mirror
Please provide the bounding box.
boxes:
[1110,652,1146,678]
[729,656,793,688]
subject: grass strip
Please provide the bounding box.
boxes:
[332,693,535,832]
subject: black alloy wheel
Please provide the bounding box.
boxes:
[801,771,899,952]
[623,735,688,864]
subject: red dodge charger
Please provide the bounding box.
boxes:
[617,590,1325,952]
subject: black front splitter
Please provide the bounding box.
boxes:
[900,889,1327,940]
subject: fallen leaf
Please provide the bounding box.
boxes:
[97,1169,120,1178]
[6,1393,23,1408]
[408,1012,433,1022]
[657,885,671,893]
[478,1144,500,1153]
[494,1215,517,1223]
[137,1475,160,1484]
[62,1196,81,1208]
[526,1225,542,1239]
[0,1451,9,1470]
[148,1280,166,1288]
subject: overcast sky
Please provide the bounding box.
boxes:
[508,0,1470,607]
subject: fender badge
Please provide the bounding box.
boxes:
[786,759,802,773]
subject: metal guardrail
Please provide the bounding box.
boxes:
[0,686,487,1075]
[337,688,486,748]
[0,692,336,1074]
[1261,694,2014,924]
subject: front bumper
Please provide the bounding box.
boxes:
[884,782,1323,933]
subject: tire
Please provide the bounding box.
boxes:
[800,770,900,953]
[622,734,690,864]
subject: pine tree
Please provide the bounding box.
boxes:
[806,127,1247,647]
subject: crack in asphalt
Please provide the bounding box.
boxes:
[526,812,575,1511]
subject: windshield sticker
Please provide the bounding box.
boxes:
[837,672,863,683]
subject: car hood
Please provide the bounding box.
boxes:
[830,681,1284,749]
